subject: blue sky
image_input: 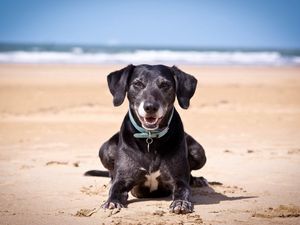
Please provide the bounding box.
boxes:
[0,0,299,49]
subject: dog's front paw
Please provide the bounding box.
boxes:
[102,200,125,210]
[169,200,193,214]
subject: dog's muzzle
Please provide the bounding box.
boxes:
[128,107,174,139]
[136,101,164,130]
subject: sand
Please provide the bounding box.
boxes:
[0,64,299,225]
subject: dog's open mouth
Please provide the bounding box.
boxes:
[139,115,163,130]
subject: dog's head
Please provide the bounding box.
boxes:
[107,64,197,130]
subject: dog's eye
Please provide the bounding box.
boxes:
[158,81,171,90]
[133,80,145,89]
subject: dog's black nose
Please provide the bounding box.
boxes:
[144,101,159,114]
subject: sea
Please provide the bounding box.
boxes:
[0,43,300,66]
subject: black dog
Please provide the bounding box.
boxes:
[87,64,206,214]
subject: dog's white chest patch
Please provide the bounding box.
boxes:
[144,170,160,192]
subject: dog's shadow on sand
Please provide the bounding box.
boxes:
[191,184,256,205]
[128,183,256,206]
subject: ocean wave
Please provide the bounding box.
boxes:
[0,50,299,66]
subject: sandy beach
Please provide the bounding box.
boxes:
[0,64,299,225]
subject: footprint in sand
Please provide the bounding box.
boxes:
[252,205,300,218]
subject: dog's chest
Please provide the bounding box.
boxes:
[140,168,161,192]
[140,155,162,192]
[139,150,165,192]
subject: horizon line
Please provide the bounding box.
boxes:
[0,41,300,52]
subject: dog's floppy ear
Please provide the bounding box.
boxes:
[172,66,197,109]
[107,64,134,106]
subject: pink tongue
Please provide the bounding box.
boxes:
[145,117,156,123]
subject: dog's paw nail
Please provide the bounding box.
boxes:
[116,203,123,209]
[170,200,193,214]
[108,202,115,209]
[102,201,124,210]
[174,206,181,214]
[102,202,108,209]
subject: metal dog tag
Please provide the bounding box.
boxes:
[146,137,153,152]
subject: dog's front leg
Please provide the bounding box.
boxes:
[102,177,134,209]
[169,180,193,214]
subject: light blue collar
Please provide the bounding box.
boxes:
[128,108,174,139]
